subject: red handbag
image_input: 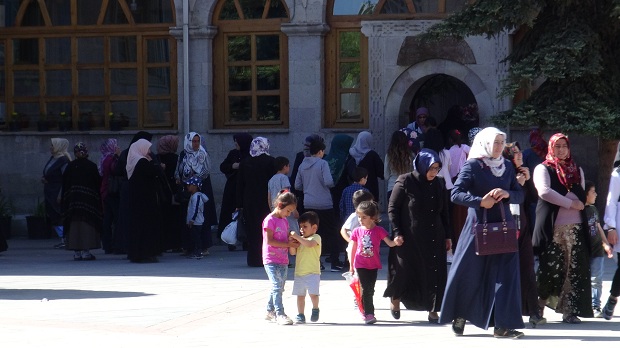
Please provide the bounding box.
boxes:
[474,201,518,256]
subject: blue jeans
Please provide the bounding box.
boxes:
[264,264,288,315]
[591,256,605,308]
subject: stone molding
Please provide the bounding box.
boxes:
[281,23,329,37]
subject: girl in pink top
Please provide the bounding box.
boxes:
[262,190,300,325]
[350,201,403,324]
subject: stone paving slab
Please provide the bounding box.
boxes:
[0,238,618,347]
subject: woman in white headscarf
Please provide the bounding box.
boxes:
[175,132,218,256]
[439,127,526,339]
[126,139,164,263]
[236,137,276,266]
[346,131,384,204]
[42,138,72,248]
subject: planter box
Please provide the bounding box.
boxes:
[26,216,51,239]
[0,216,11,239]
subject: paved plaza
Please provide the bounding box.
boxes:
[0,237,619,347]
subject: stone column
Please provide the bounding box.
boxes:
[170,26,218,134]
[281,23,329,135]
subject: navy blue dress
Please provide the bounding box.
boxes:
[439,158,525,330]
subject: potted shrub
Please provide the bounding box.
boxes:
[0,191,14,239]
[58,111,71,131]
[37,112,49,132]
[78,112,91,131]
[7,112,21,131]
[26,199,50,239]
[109,111,122,131]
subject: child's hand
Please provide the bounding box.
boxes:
[287,239,300,248]
[394,235,404,246]
[604,243,614,258]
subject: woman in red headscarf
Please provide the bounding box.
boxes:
[532,133,592,324]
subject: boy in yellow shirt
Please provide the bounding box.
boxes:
[289,211,321,324]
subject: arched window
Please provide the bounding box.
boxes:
[325,0,472,128]
[213,0,289,129]
[0,0,176,130]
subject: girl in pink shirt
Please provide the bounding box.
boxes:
[350,201,403,324]
[262,190,300,325]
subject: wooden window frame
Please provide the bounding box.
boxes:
[212,0,290,130]
[0,0,176,130]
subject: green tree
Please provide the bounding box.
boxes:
[423,0,620,203]
[424,0,620,138]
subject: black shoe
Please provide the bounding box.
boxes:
[330,265,343,272]
[390,299,400,320]
[452,317,465,336]
[528,313,546,328]
[603,298,617,320]
[428,313,439,324]
[494,328,524,339]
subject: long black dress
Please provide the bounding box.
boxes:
[43,156,70,227]
[217,148,243,236]
[236,153,276,267]
[127,158,164,262]
[157,152,180,250]
[385,172,450,312]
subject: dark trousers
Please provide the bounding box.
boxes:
[190,224,203,256]
[612,253,620,297]
[307,208,342,267]
[357,268,378,315]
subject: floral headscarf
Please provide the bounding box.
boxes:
[51,138,72,160]
[468,127,506,177]
[180,132,209,181]
[468,127,482,145]
[157,135,179,155]
[126,139,152,179]
[250,137,270,157]
[413,148,441,182]
[543,133,580,190]
[529,128,547,161]
[74,142,89,159]
[99,138,118,175]
[349,131,373,164]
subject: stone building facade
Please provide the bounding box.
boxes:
[0,0,600,231]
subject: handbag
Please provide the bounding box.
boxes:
[221,220,238,245]
[474,201,518,256]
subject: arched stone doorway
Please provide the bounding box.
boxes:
[384,59,494,146]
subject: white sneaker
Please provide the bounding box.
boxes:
[276,314,293,325]
[265,311,276,322]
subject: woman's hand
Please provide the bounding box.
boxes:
[490,188,509,200]
[520,167,531,181]
[232,162,240,170]
[570,200,585,211]
[516,173,526,186]
[480,193,497,209]
[607,229,618,245]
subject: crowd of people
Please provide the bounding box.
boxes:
[23,105,618,336]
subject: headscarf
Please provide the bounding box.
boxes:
[157,135,179,155]
[99,138,118,175]
[542,133,581,190]
[51,138,72,160]
[302,134,325,157]
[416,107,429,117]
[400,127,420,153]
[324,134,354,181]
[529,128,547,161]
[468,127,482,145]
[349,131,373,164]
[182,132,209,179]
[468,127,506,177]
[74,142,89,159]
[233,133,253,159]
[250,137,270,157]
[126,139,152,179]
[413,148,441,181]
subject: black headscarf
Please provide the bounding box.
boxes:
[233,133,253,160]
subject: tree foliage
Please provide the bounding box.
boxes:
[424,0,620,139]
